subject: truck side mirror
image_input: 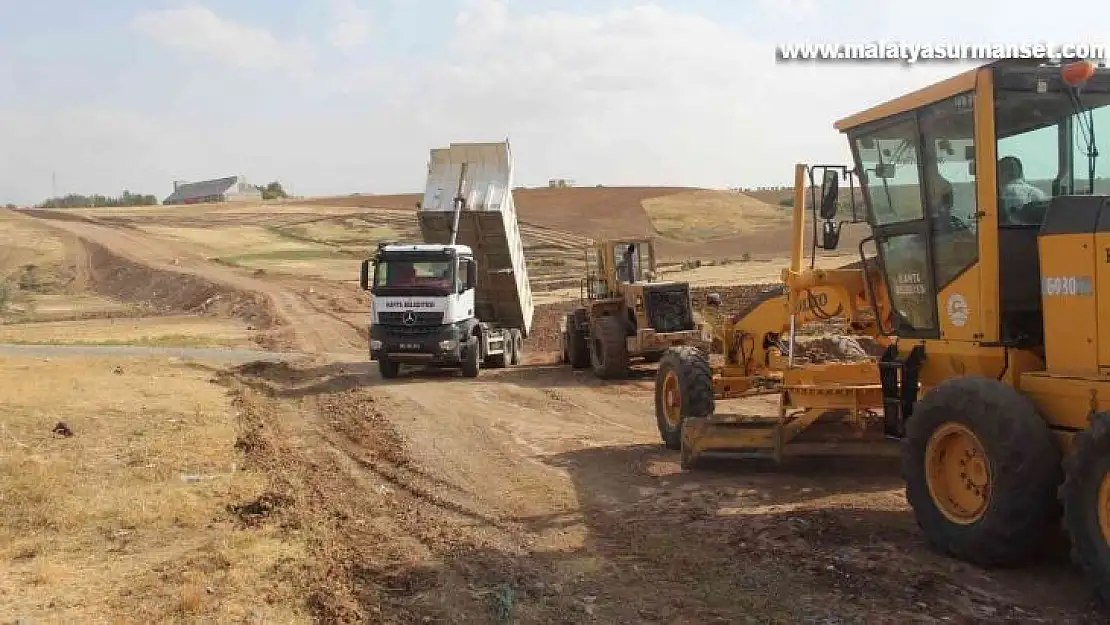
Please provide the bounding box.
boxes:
[819,169,839,220]
[359,259,371,291]
[466,260,477,289]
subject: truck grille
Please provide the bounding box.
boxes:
[377,311,445,327]
[644,286,695,333]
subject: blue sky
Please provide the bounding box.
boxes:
[1,0,1108,205]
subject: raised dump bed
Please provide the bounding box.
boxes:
[417,141,534,336]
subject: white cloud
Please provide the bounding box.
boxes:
[129,4,314,75]
[395,0,963,189]
[328,0,372,50]
[756,0,819,20]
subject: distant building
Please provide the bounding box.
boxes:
[548,178,576,188]
[162,175,262,205]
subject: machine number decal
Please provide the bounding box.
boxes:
[1042,276,1093,297]
[945,293,969,327]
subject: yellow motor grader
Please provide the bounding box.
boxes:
[654,163,892,459]
[656,58,1110,602]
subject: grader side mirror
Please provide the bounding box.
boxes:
[819,169,840,220]
[820,220,841,250]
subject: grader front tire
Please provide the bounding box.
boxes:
[1062,412,1110,604]
[654,346,714,450]
[902,376,1062,567]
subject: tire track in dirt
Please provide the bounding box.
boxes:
[28,212,364,355]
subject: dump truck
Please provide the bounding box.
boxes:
[359,141,534,378]
[657,57,1110,603]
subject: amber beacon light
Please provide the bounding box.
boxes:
[1062,59,1097,87]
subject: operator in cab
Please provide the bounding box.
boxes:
[998,155,1049,224]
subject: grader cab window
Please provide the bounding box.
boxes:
[854,118,925,226]
[920,93,979,289]
[853,116,939,335]
[993,68,1110,226]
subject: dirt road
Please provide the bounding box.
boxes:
[27,211,1107,623]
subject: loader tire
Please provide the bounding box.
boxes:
[589,315,628,380]
[1062,412,1110,605]
[566,314,589,369]
[903,376,1062,567]
[655,346,714,450]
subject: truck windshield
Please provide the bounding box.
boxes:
[995,67,1110,225]
[372,259,455,294]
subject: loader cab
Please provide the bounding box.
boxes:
[585,239,656,299]
[836,58,1110,353]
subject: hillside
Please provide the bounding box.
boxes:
[294,185,867,262]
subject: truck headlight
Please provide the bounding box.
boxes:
[370,340,383,350]
[438,339,457,350]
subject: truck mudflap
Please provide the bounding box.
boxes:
[369,323,466,365]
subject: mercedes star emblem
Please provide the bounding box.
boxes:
[402,311,417,325]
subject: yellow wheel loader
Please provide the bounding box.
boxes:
[657,57,1110,602]
[560,238,711,379]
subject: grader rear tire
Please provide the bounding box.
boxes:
[589,315,628,380]
[1062,412,1110,604]
[902,376,1062,567]
[654,346,714,450]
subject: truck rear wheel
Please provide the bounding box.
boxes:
[903,376,1062,567]
[1062,412,1110,604]
[509,329,524,365]
[655,346,714,450]
[461,337,481,378]
[566,314,589,369]
[589,315,628,380]
[378,356,400,379]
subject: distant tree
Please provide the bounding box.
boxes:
[37,190,158,209]
[258,181,289,200]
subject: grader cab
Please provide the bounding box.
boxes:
[561,238,711,379]
[657,57,1110,602]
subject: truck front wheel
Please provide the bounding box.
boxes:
[378,356,400,379]
[461,337,481,378]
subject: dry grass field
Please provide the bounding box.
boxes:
[0,355,308,623]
